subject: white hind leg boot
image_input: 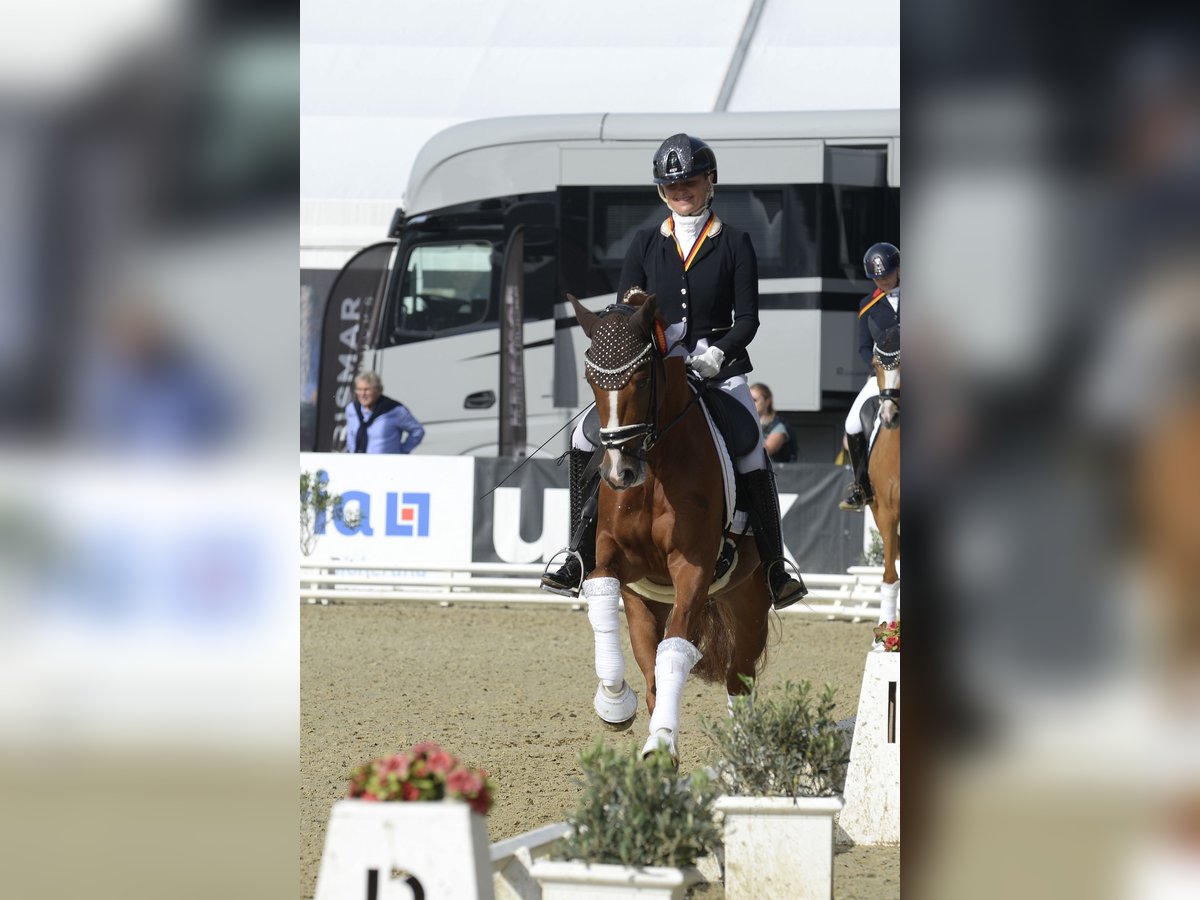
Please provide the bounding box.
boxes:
[583,577,624,687]
[879,580,899,625]
[643,637,702,759]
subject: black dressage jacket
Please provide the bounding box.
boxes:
[857,286,901,366]
[616,213,760,378]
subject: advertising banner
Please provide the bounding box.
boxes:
[472,458,866,574]
[300,453,475,566]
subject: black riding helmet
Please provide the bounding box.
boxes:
[652,134,718,185]
[863,242,900,280]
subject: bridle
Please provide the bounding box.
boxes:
[584,306,701,455]
[874,344,901,407]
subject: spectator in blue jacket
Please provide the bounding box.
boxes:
[344,372,424,454]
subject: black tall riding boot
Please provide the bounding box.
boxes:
[838,432,874,512]
[741,468,808,610]
[540,449,598,596]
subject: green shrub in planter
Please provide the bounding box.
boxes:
[554,741,721,869]
[702,677,849,798]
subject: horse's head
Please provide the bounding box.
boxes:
[570,289,666,490]
[873,325,900,430]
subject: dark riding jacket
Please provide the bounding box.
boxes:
[617,213,759,378]
[857,286,900,366]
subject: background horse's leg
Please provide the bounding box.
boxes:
[581,576,638,725]
[879,508,900,628]
[724,581,770,706]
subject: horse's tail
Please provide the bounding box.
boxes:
[688,596,768,685]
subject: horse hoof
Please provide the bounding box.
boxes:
[594,681,638,726]
[641,728,678,767]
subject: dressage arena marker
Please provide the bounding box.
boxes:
[838,651,900,844]
[315,800,493,900]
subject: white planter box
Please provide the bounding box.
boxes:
[315,799,494,900]
[715,794,844,900]
[529,858,702,900]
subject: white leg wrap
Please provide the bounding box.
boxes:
[647,637,702,738]
[583,577,624,687]
[879,580,900,625]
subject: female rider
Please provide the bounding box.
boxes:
[541,134,806,610]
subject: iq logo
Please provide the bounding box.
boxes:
[317,488,430,537]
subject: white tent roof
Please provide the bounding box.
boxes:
[300,0,899,254]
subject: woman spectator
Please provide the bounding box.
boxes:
[751,383,797,463]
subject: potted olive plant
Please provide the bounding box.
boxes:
[703,678,850,900]
[530,741,721,899]
[314,741,497,900]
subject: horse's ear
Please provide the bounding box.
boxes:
[630,292,658,337]
[568,294,598,337]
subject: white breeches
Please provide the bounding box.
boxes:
[572,373,766,474]
[845,376,880,435]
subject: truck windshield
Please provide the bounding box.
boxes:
[386,242,492,343]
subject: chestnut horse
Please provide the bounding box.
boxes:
[569,291,770,763]
[868,326,900,628]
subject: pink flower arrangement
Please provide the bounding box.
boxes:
[347,741,495,814]
[872,619,900,652]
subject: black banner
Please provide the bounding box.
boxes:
[498,227,526,458]
[472,458,866,574]
[313,242,395,451]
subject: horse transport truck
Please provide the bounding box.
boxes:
[304,110,899,457]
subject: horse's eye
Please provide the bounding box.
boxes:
[634,377,649,391]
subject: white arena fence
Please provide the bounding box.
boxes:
[300,560,885,621]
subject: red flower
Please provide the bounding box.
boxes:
[468,787,492,815]
[401,782,422,801]
[378,753,411,779]
[446,767,484,797]
[426,749,455,775]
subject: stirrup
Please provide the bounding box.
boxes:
[540,549,584,598]
[766,559,807,611]
[838,484,867,512]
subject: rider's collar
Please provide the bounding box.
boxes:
[660,212,722,238]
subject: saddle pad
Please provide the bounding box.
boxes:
[695,389,749,537]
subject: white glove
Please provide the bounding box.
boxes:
[686,345,725,379]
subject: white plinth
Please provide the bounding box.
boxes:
[715,795,843,900]
[529,859,702,900]
[315,799,495,900]
[838,650,900,844]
